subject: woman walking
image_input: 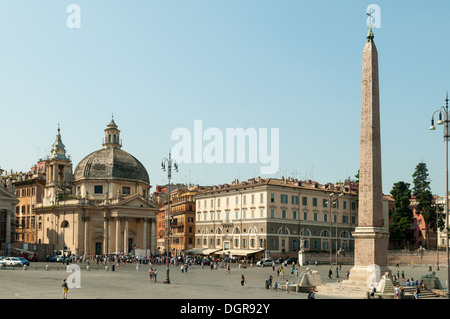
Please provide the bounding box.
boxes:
[62,278,69,299]
[241,275,246,288]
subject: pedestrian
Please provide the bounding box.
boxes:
[153,268,157,282]
[308,287,315,299]
[346,270,350,280]
[274,282,278,291]
[394,285,399,299]
[62,278,69,299]
[401,271,405,281]
[370,285,376,299]
[396,261,399,268]
[181,263,184,273]
[421,280,426,289]
[268,275,273,290]
[241,274,246,288]
[328,269,333,279]
[414,285,420,299]
[285,280,290,294]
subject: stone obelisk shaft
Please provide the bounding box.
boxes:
[350,30,390,284]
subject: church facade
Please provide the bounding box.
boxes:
[35,118,159,257]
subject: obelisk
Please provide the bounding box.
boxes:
[349,25,391,285]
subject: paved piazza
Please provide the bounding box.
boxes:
[0,261,447,299]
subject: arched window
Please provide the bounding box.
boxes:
[321,229,330,237]
[61,220,69,228]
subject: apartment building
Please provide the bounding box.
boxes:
[194,177,359,260]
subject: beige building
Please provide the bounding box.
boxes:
[195,177,359,260]
[0,170,19,253]
[35,119,159,256]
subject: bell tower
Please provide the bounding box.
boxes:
[43,125,73,206]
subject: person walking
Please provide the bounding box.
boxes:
[414,285,420,299]
[308,287,315,299]
[241,274,246,288]
[62,278,69,299]
[285,280,290,294]
[328,269,333,279]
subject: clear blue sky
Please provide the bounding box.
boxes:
[1,1,449,196]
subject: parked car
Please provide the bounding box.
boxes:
[284,257,298,265]
[48,255,58,262]
[3,257,22,267]
[256,258,273,267]
[17,257,30,266]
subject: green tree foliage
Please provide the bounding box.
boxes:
[412,162,439,248]
[390,181,413,248]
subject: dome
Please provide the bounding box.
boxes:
[74,148,150,185]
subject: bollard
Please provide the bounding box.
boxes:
[105,265,108,271]
[23,265,28,270]
[45,265,49,271]
[86,265,90,271]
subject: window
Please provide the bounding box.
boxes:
[351,215,356,224]
[260,193,263,203]
[293,210,297,220]
[342,215,348,224]
[282,210,286,219]
[291,195,299,205]
[94,185,103,194]
[303,211,308,220]
[323,199,328,208]
[281,194,288,204]
[324,213,328,222]
[343,200,347,210]
[270,209,275,218]
[270,193,275,203]
[251,194,255,204]
[122,186,131,195]
[243,195,247,205]
[351,202,357,210]
[312,198,318,207]
[302,197,308,206]
[217,199,221,207]
[243,210,246,218]
[333,199,339,209]
[313,212,318,221]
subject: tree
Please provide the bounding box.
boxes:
[412,162,436,248]
[390,181,414,248]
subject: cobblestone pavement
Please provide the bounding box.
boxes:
[0,261,447,299]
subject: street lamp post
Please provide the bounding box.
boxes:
[161,152,178,284]
[429,92,450,298]
[329,192,343,278]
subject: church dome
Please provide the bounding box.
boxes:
[73,118,150,185]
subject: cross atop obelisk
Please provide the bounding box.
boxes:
[348,10,391,287]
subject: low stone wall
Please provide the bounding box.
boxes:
[302,249,446,267]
